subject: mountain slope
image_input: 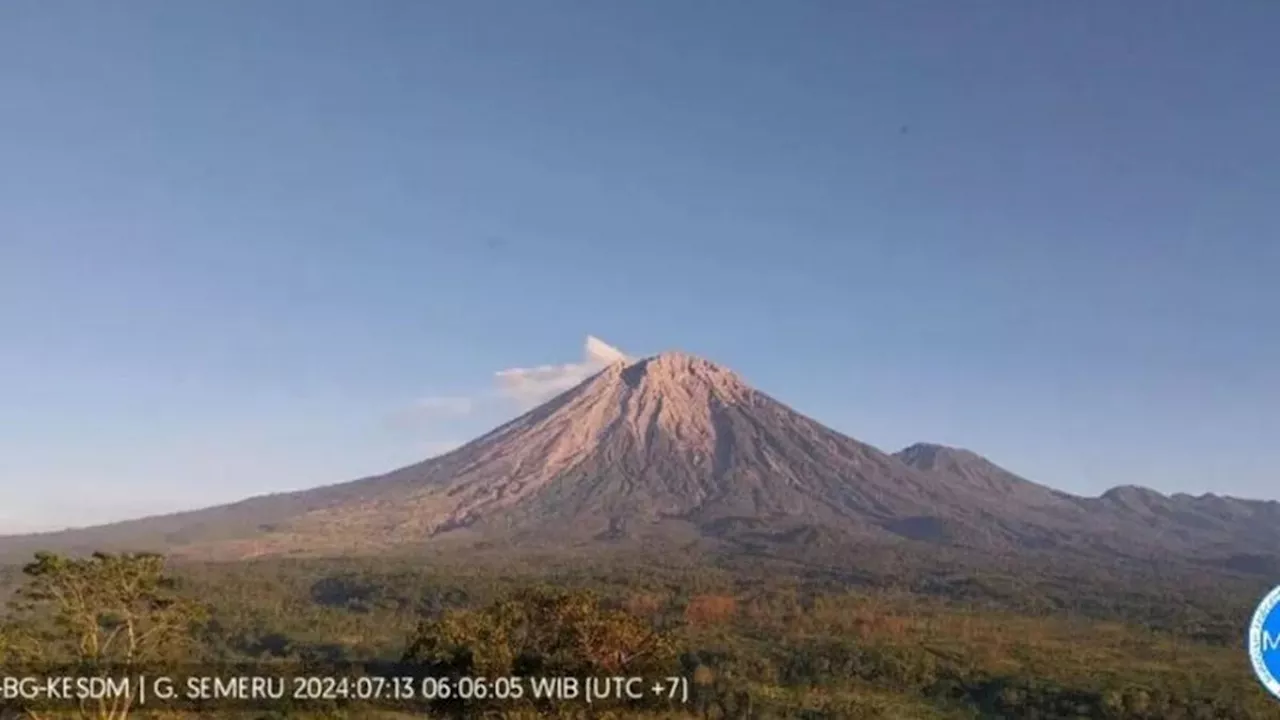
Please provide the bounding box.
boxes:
[1,350,1277,566]
[894,443,1073,506]
[217,352,1001,553]
[896,442,1280,560]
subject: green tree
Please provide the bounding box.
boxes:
[1,552,206,720]
[405,587,673,677]
[402,587,676,716]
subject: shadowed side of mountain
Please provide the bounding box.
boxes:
[1087,485,1280,561]
[894,443,1077,506]
[896,443,1280,559]
[892,442,1110,549]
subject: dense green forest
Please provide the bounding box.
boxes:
[0,547,1275,719]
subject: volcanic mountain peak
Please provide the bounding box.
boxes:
[234,348,765,546]
[894,442,1075,509]
[618,351,753,404]
[894,442,983,470]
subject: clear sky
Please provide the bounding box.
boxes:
[2,1,1277,532]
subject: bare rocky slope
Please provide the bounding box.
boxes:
[1,351,1277,567]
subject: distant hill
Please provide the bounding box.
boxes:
[2,350,1277,571]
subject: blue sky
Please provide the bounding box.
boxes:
[2,1,1277,532]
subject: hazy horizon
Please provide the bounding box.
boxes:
[3,1,1277,532]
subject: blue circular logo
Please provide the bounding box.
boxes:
[1250,585,1280,700]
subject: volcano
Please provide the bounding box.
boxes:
[276,351,994,546]
[2,343,1278,564]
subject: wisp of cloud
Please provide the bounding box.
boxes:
[494,336,631,408]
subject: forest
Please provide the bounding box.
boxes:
[0,546,1275,719]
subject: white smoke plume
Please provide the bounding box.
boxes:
[495,335,631,408]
